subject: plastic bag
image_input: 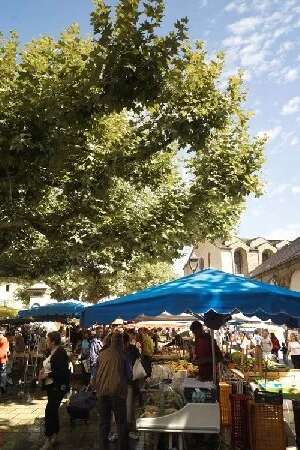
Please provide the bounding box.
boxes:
[133,358,147,380]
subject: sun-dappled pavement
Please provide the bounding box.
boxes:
[1,388,296,450]
[0,389,111,450]
[0,388,226,450]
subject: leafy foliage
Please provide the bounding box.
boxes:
[48,261,175,302]
[0,0,264,300]
[0,306,18,318]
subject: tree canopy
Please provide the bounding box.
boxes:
[0,0,264,300]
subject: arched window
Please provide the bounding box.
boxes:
[234,249,243,274]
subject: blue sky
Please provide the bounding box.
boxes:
[1,0,300,242]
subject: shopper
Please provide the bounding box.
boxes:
[138,328,154,377]
[39,331,70,450]
[80,330,91,385]
[90,328,103,381]
[95,332,131,450]
[151,328,159,353]
[261,330,272,359]
[15,331,25,353]
[240,333,251,354]
[281,341,288,365]
[0,329,9,394]
[252,329,262,347]
[70,324,82,353]
[270,332,280,360]
[190,321,222,381]
[288,333,300,369]
[123,332,140,440]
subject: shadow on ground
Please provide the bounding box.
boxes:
[0,388,235,450]
[0,387,102,450]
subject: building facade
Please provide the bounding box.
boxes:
[251,237,300,292]
[27,281,54,308]
[0,280,24,309]
[184,237,289,277]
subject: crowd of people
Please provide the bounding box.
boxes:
[222,327,300,367]
[39,326,156,450]
[0,321,300,449]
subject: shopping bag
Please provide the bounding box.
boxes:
[82,359,91,374]
[133,358,147,380]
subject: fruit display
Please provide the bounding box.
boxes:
[150,359,198,381]
[231,351,243,365]
[139,405,160,418]
[137,388,185,418]
[229,351,289,373]
[152,353,183,362]
[265,360,289,372]
[255,374,300,399]
[166,359,198,377]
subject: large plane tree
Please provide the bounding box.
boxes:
[0,0,264,299]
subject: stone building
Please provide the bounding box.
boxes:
[27,281,54,308]
[184,237,289,276]
[251,237,300,291]
[0,280,24,309]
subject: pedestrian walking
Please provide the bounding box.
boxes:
[39,331,70,450]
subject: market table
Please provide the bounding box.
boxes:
[249,370,300,400]
[136,403,220,450]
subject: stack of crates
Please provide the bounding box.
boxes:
[230,394,250,449]
[219,382,232,426]
[249,391,285,450]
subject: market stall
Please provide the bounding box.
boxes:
[81,269,300,327]
[18,300,87,320]
[4,301,89,389]
[80,269,300,449]
[133,312,195,328]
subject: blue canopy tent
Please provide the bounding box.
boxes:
[18,300,87,320]
[81,269,300,328]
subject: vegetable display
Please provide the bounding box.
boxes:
[138,389,185,418]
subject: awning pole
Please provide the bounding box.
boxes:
[210,328,217,385]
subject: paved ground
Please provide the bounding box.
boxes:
[0,388,103,450]
[0,387,297,450]
[0,388,227,450]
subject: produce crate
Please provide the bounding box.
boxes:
[254,390,283,405]
[230,394,250,449]
[250,402,285,450]
[219,382,232,426]
[247,400,255,450]
[265,371,281,380]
